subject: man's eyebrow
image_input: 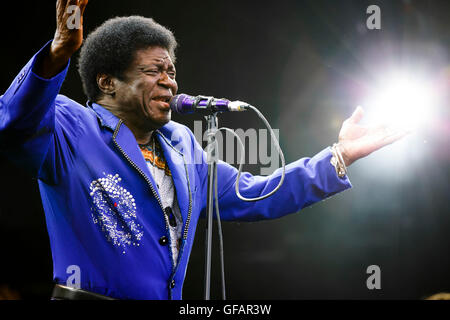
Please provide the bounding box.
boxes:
[138,61,176,69]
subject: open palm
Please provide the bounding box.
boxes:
[338,106,409,166]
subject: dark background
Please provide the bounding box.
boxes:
[0,0,448,299]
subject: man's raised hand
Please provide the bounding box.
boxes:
[36,0,89,78]
[51,0,89,60]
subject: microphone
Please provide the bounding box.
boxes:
[170,94,250,115]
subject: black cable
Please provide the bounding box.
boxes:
[214,162,226,300]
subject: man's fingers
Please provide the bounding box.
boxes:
[378,128,410,148]
[56,0,64,10]
[67,0,79,6]
[56,0,67,19]
[349,106,365,124]
[56,0,70,9]
[65,0,88,20]
[79,0,89,15]
[56,0,78,20]
[65,0,82,13]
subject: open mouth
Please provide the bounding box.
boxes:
[151,95,172,111]
[152,96,172,103]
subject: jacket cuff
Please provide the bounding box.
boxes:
[312,146,353,194]
[30,39,71,83]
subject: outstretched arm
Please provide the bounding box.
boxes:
[185,126,352,222]
[193,107,408,222]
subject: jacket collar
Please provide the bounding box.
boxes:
[87,101,120,131]
[88,101,191,233]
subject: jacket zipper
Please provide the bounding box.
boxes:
[112,120,170,231]
[112,121,193,272]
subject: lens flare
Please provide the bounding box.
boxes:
[362,73,438,131]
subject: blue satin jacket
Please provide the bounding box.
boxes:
[0,42,352,299]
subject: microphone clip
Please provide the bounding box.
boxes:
[194,95,221,114]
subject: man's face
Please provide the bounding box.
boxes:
[113,46,178,132]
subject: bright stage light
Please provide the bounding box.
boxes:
[353,71,442,180]
[362,73,438,132]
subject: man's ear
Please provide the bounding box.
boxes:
[97,74,116,97]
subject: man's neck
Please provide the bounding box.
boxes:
[135,130,154,145]
[96,99,154,145]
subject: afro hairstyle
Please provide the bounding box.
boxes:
[78,16,177,102]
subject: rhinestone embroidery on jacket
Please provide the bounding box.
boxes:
[89,173,143,254]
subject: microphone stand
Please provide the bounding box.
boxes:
[204,112,218,300]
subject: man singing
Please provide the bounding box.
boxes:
[0,0,406,299]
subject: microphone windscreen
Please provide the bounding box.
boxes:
[170,94,192,114]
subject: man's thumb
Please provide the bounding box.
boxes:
[349,106,364,124]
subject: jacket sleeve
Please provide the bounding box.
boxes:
[0,41,70,178]
[188,125,352,222]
